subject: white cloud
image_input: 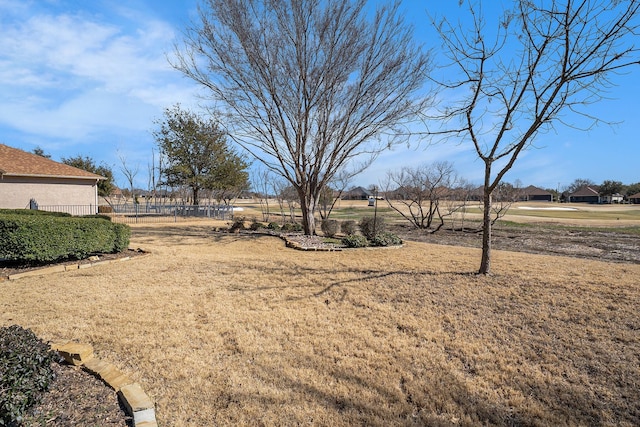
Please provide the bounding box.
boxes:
[0,3,196,144]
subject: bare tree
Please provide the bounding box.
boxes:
[252,168,274,222]
[383,161,458,231]
[318,169,353,220]
[118,153,140,205]
[172,0,432,235]
[432,0,640,274]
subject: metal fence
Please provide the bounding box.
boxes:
[37,204,234,224]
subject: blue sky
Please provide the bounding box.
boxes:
[1,0,638,192]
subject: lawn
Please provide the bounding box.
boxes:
[1,223,639,426]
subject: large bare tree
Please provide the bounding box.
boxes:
[432,0,640,274]
[172,0,432,234]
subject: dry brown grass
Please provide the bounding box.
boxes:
[1,223,639,426]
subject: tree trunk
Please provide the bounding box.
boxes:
[192,186,199,206]
[299,199,317,235]
[295,184,319,235]
[479,187,492,275]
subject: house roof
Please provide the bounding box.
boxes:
[629,192,640,199]
[0,144,103,180]
[522,185,552,196]
[570,185,600,197]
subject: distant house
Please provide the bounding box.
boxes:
[0,144,103,214]
[342,186,371,200]
[601,193,624,204]
[629,192,640,204]
[519,185,553,202]
[569,186,601,203]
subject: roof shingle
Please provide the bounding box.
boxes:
[0,144,103,180]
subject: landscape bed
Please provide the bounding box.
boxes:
[1,222,638,426]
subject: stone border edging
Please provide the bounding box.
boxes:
[3,250,151,281]
[51,341,157,427]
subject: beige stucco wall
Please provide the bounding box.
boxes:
[0,176,99,214]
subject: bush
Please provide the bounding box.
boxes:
[281,222,303,232]
[112,223,131,252]
[267,222,281,231]
[341,234,369,248]
[370,232,403,247]
[321,219,339,238]
[229,217,246,232]
[0,325,57,426]
[0,214,131,263]
[250,220,266,231]
[359,216,386,240]
[0,209,70,217]
[340,220,357,236]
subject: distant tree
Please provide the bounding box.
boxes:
[625,182,640,197]
[383,161,458,231]
[489,182,522,226]
[565,178,596,195]
[118,153,140,204]
[153,104,249,205]
[432,1,640,273]
[61,155,115,197]
[318,169,354,220]
[172,0,432,235]
[599,180,624,196]
[32,147,51,158]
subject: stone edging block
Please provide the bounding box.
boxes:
[5,249,150,281]
[52,341,157,427]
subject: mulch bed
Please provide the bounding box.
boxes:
[21,361,132,426]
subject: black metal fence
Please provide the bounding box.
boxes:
[37,204,234,224]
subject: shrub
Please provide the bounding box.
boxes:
[281,222,303,232]
[340,220,357,235]
[112,223,131,252]
[370,232,403,247]
[0,325,57,426]
[98,205,113,214]
[229,217,246,232]
[341,234,369,248]
[359,216,386,240]
[267,222,281,231]
[0,214,131,263]
[0,209,70,217]
[250,220,266,231]
[321,219,339,237]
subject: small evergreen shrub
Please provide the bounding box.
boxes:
[229,217,246,232]
[321,219,339,238]
[281,222,303,232]
[340,220,357,235]
[341,234,369,248]
[0,325,57,427]
[112,223,131,252]
[359,216,386,240]
[267,222,281,231]
[250,220,266,231]
[370,232,403,247]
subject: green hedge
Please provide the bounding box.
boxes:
[0,213,130,263]
[0,325,57,426]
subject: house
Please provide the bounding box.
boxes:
[0,144,103,214]
[519,185,553,202]
[569,185,601,203]
[601,193,624,204]
[342,186,371,200]
[629,192,640,204]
